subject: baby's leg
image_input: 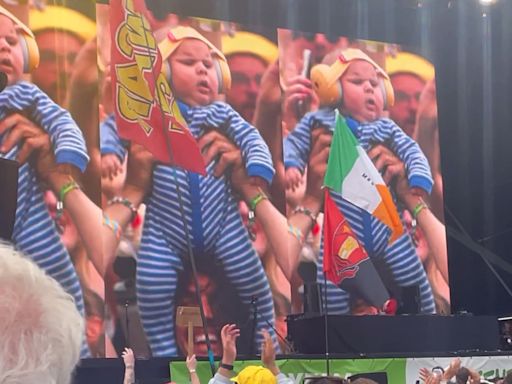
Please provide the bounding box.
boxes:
[14,196,89,357]
[137,224,183,356]
[382,233,436,313]
[214,207,280,352]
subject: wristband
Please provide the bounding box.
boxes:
[102,213,122,240]
[288,224,304,246]
[248,188,268,211]
[220,363,234,371]
[56,180,80,219]
[292,205,318,222]
[411,199,429,238]
[412,199,428,219]
[108,196,138,221]
[189,369,196,373]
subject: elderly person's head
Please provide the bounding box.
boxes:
[0,242,83,384]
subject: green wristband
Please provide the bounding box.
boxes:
[412,200,428,219]
[248,188,268,211]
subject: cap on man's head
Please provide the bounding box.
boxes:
[221,31,278,65]
[29,5,96,42]
[230,365,277,384]
[385,51,435,82]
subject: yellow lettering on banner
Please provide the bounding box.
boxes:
[116,25,133,58]
[137,119,153,136]
[125,13,156,52]
[156,74,172,115]
[117,86,151,122]
[116,63,152,102]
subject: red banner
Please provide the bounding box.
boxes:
[110,0,205,174]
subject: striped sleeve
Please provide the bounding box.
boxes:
[370,118,433,194]
[18,82,89,172]
[284,108,336,172]
[200,102,275,184]
[100,114,126,161]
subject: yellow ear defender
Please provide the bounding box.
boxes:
[310,48,394,109]
[0,5,40,73]
[158,26,231,94]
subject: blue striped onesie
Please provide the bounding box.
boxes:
[0,81,90,356]
[284,108,435,313]
[137,101,278,356]
[100,113,126,161]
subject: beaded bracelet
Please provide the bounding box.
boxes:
[288,224,305,246]
[292,205,318,222]
[107,196,138,221]
[56,180,80,219]
[102,213,122,240]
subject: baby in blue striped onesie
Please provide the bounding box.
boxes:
[0,7,89,356]
[284,48,436,314]
[132,26,278,356]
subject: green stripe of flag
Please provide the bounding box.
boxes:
[323,111,360,193]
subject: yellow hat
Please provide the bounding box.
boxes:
[0,5,39,72]
[158,26,231,93]
[221,31,278,65]
[385,51,435,82]
[29,5,96,42]
[311,48,395,108]
[230,366,277,384]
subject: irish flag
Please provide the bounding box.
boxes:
[323,112,403,243]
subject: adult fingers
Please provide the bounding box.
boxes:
[213,149,242,178]
[17,134,51,165]
[0,113,23,136]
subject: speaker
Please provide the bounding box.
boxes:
[310,48,394,109]
[158,26,231,94]
[0,158,19,240]
[0,5,40,73]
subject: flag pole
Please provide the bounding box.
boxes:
[132,4,216,376]
[322,269,331,376]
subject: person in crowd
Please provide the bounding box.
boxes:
[0,242,83,384]
[385,51,434,138]
[283,47,435,314]
[29,5,96,106]
[221,30,278,123]
[173,259,251,357]
[0,4,91,355]
[208,324,294,384]
[119,25,278,356]
[419,358,482,384]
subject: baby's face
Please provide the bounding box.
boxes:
[340,59,381,123]
[0,15,24,86]
[168,39,218,107]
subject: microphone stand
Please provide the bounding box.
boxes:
[250,296,258,355]
[251,296,296,354]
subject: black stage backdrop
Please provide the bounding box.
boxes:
[143,0,512,316]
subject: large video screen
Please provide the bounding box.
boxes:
[0,0,449,359]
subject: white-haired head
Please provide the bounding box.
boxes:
[0,242,83,384]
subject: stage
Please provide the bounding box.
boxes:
[73,315,511,384]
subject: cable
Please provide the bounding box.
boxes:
[133,8,216,376]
